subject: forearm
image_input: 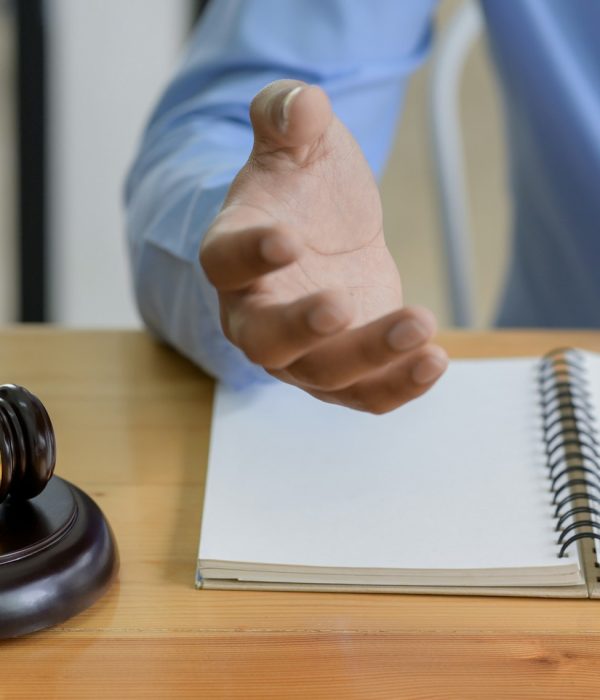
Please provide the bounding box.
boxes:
[126,118,267,386]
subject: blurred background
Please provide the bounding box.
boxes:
[0,0,508,330]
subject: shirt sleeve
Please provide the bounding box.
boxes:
[124,0,436,387]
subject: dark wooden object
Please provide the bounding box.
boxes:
[0,385,118,638]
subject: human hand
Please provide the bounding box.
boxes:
[200,80,448,413]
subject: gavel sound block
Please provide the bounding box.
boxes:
[0,385,118,639]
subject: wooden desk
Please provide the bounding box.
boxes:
[2,329,600,699]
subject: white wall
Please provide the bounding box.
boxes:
[47,0,191,326]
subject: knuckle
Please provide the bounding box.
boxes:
[220,320,235,344]
[357,395,389,415]
[200,243,228,288]
[289,361,343,391]
[199,245,216,278]
[358,389,401,415]
[380,376,424,409]
[358,338,386,368]
[338,385,376,414]
[239,338,268,366]
[239,236,261,270]
[235,321,265,364]
[261,357,291,371]
[345,382,407,415]
[311,373,344,392]
[368,403,392,416]
[236,319,288,369]
[218,305,236,342]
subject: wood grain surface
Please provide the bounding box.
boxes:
[2,328,600,699]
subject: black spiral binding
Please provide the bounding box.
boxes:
[539,348,600,560]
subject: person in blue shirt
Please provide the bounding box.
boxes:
[125,1,600,414]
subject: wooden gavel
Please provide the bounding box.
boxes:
[0,384,56,504]
[0,383,118,640]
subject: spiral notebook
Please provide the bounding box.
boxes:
[197,348,600,598]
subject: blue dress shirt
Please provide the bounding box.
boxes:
[125,0,600,386]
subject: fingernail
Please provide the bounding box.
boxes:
[308,305,348,335]
[279,86,303,132]
[411,353,447,385]
[260,236,296,264]
[387,319,429,351]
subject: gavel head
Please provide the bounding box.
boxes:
[0,385,56,503]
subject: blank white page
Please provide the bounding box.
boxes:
[199,357,578,573]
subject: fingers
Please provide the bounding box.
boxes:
[308,344,449,415]
[220,285,446,413]
[268,305,447,414]
[250,80,333,155]
[224,291,354,369]
[200,223,300,292]
[280,306,437,391]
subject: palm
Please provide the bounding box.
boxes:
[226,116,403,324]
[201,81,446,413]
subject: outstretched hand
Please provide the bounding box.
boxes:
[200,80,448,413]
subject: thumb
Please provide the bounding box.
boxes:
[249,80,333,155]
